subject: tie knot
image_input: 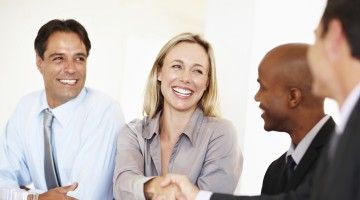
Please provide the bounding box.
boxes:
[287,155,296,169]
[44,109,54,128]
[285,155,297,182]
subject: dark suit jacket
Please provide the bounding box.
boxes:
[261,118,335,195]
[309,98,360,200]
[210,98,360,200]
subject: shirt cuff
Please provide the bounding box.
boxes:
[0,188,32,200]
[24,188,43,200]
[195,190,213,200]
[135,176,154,200]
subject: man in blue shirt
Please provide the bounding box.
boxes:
[0,19,124,199]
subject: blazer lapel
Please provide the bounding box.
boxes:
[286,117,335,189]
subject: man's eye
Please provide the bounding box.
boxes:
[53,57,63,62]
[75,57,86,62]
[54,57,62,60]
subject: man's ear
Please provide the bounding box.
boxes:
[324,19,344,62]
[36,54,43,74]
[288,88,302,108]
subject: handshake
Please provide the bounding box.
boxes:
[145,174,200,200]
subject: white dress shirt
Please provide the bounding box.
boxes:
[336,82,360,134]
[286,115,330,166]
[0,87,125,199]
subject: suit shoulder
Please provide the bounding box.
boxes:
[266,152,287,172]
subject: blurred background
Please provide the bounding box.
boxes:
[0,0,336,195]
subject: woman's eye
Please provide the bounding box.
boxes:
[172,65,181,69]
[194,69,203,74]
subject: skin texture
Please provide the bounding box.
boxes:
[36,31,87,108]
[144,42,210,199]
[255,43,325,146]
[307,20,360,107]
[159,2,360,198]
[158,174,198,200]
[27,183,78,200]
[157,44,327,199]
[158,42,209,115]
[30,31,87,199]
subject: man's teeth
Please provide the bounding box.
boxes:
[173,87,192,96]
[59,79,76,85]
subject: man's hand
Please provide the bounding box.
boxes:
[159,174,199,200]
[36,183,78,200]
[144,176,180,200]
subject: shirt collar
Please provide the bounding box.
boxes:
[287,115,330,165]
[336,81,360,134]
[38,88,87,127]
[143,111,162,140]
[182,108,204,144]
[143,107,204,145]
[37,90,49,114]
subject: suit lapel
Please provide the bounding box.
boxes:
[286,118,335,189]
[275,154,288,192]
[314,99,360,200]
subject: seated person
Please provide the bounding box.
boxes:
[113,33,243,199]
[0,19,124,200]
[256,43,335,195]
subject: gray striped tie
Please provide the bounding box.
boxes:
[43,109,61,189]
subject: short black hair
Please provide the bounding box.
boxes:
[34,19,91,59]
[321,0,360,59]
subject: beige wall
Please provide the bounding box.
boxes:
[0,0,333,194]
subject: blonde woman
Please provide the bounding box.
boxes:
[113,33,242,199]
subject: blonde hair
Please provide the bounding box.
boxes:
[143,33,219,118]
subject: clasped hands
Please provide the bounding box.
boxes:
[145,174,199,200]
[25,183,78,200]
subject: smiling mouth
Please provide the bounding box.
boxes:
[172,87,193,97]
[58,79,78,86]
[259,106,266,117]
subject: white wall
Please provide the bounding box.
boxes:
[240,0,332,195]
[0,0,335,195]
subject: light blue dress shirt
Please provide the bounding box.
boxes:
[0,87,125,199]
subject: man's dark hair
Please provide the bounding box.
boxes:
[321,0,360,59]
[34,19,91,59]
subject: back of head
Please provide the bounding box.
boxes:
[266,43,324,108]
[34,19,91,59]
[322,0,360,59]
